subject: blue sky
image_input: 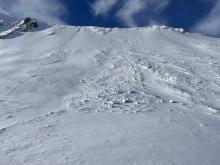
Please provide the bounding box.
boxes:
[0,0,220,36]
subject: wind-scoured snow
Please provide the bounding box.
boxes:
[0,21,220,165]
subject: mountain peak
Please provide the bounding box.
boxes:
[0,15,47,39]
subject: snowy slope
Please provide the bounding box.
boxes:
[0,22,220,165]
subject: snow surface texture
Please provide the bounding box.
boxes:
[0,17,220,165]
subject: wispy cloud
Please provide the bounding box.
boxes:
[192,0,220,36]
[0,6,10,15]
[90,0,118,16]
[90,0,171,26]
[0,0,66,24]
[116,0,146,26]
[117,0,170,26]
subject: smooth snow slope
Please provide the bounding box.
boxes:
[0,25,220,165]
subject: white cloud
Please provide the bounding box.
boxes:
[117,0,170,26]
[116,0,146,26]
[192,0,220,36]
[90,0,171,27]
[90,0,118,16]
[0,0,66,24]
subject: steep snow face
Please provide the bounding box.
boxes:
[0,25,220,165]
